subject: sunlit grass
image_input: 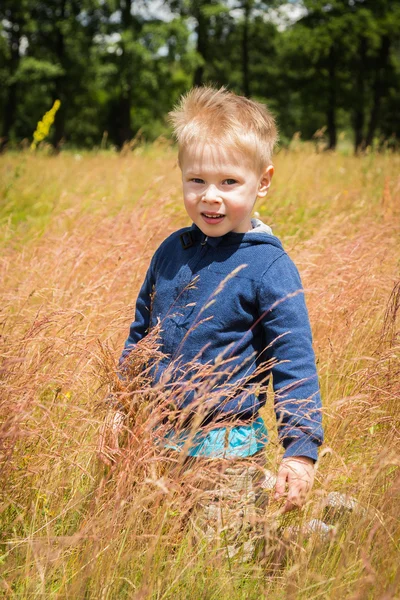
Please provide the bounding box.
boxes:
[1,145,399,598]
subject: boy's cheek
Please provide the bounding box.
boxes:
[184,189,198,200]
[183,195,198,211]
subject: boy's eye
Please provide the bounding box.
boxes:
[223,178,238,185]
[191,178,204,184]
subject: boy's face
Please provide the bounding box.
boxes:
[181,144,273,237]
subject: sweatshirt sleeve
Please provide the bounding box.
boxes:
[118,255,156,370]
[258,253,324,461]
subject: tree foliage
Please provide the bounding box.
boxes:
[0,0,399,151]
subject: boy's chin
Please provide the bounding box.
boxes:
[194,219,230,238]
[196,224,250,237]
[197,227,227,238]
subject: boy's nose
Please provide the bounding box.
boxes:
[202,184,221,203]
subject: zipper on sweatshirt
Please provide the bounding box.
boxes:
[185,234,209,279]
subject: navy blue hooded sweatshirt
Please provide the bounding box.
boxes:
[120,221,324,461]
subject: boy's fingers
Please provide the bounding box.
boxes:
[282,494,301,513]
[287,487,305,510]
[111,432,120,450]
[274,468,288,500]
[97,410,125,465]
[282,499,296,513]
[97,433,108,456]
[283,497,303,513]
[277,457,315,507]
[283,477,309,512]
[97,450,113,466]
[97,442,113,465]
[97,445,122,466]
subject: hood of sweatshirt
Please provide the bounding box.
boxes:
[249,217,273,235]
[188,218,284,250]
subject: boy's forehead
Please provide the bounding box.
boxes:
[181,143,251,171]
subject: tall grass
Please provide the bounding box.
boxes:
[1,146,399,598]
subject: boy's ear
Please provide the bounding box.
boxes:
[257,165,274,198]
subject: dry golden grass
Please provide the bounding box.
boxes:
[0,145,399,598]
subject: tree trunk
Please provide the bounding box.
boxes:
[121,0,132,29]
[326,45,337,150]
[365,35,390,148]
[353,36,367,154]
[116,92,133,147]
[1,83,18,153]
[242,0,251,97]
[0,21,21,152]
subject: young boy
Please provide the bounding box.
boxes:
[100,86,323,554]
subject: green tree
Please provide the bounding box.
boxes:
[0,0,30,150]
[0,0,103,148]
[167,0,234,87]
[278,0,400,151]
[27,0,102,147]
[96,2,195,146]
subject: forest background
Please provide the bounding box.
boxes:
[1,0,400,153]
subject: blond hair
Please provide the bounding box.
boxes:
[169,86,278,172]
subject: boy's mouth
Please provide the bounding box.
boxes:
[201,213,225,224]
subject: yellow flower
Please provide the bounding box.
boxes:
[30,99,61,150]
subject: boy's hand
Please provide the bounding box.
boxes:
[97,409,125,465]
[274,456,315,513]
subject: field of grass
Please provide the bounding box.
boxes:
[1,145,399,599]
